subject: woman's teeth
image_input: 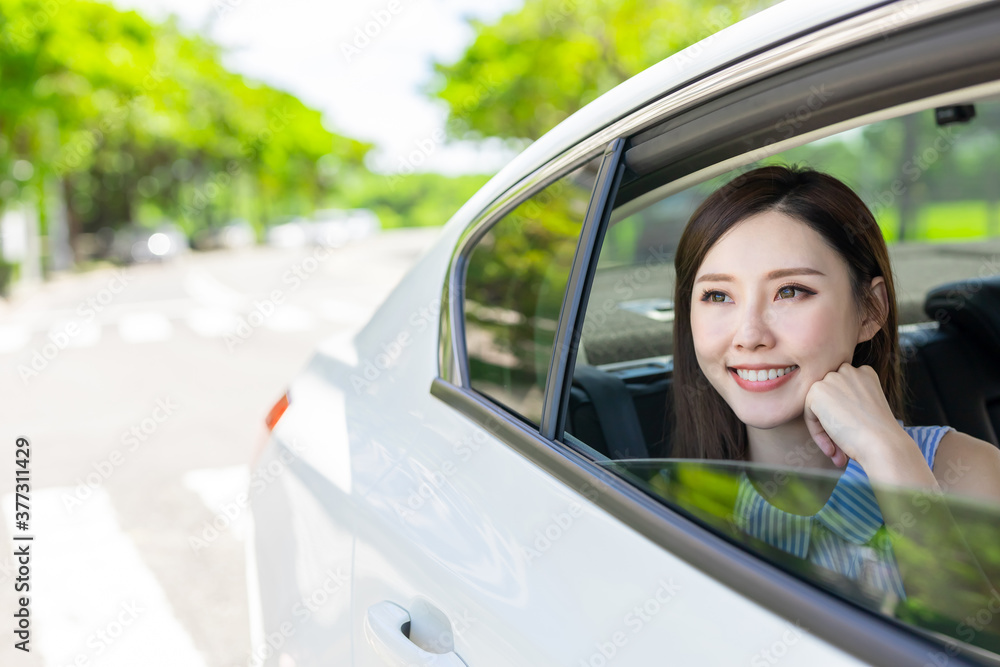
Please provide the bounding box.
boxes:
[735,365,798,382]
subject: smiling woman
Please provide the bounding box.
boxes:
[675,166,901,464]
[672,166,1000,498]
[564,163,1000,648]
[666,164,1000,601]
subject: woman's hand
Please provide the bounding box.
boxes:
[802,362,915,471]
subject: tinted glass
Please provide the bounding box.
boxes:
[464,157,601,424]
[601,459,1000,656]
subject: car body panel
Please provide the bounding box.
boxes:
[346,382,865,665]
[261,232,863,664]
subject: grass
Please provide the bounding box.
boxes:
[876,200,1000,243]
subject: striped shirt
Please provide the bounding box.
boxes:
[733,424,952,598]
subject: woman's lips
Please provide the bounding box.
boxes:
[729,366,798,392]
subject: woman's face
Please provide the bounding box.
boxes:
[690,210,873,430]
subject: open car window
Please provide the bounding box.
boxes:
[580,95,1000,370]
[564,89,1000,660]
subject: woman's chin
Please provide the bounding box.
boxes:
[732,405,802,431]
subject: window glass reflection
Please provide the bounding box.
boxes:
[464,157,601,423]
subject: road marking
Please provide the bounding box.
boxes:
[69,320,102,347]
[2,488,207,667]
[184,269,247,309]
[49,319,101,348]
[118,312,173,343]
[263,304,315,332]
[182,465,251,541]
[0,324,30,354]
[185,307,239,338]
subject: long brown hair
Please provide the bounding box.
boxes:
[672,165,903,460]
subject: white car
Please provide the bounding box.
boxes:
[249,1,1000,665]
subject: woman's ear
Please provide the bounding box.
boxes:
[858,276,889,343]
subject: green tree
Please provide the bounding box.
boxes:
[432,0,779,142]
[0,0,371,266]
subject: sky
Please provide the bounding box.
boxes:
[111,0,523,175]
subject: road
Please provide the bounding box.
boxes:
[0,228,441,667]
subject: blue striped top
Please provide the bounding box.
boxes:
[733,425,952,598]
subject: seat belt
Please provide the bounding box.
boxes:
[572,365,649,459]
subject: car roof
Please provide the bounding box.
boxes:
[440,0,898,235]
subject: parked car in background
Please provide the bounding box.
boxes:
[108,222,188,264]
[311,208,380,248]
[265,209,380,249]
[249,1,1000,665]
[192,218,256,251]
[264,216,312,249]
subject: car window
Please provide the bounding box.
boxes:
[579,97,1000,370]
[563,92,1000,659]
[463,156,602,424]
[601,458,1000,654]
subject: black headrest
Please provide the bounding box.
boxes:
[924,274,1000,355]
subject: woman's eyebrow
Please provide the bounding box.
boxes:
[694,267,825,284]
[768,267,825,280]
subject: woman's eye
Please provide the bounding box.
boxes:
[776,285,813,300]
[702,291,730,303]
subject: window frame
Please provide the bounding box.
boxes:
[538,138,626,439]
[433,1,1000,664]
[438,144,607,390]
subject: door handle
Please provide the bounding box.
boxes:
[365,600,468,666]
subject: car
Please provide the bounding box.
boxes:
[264,216,312,249]
[264,210,380,249]
[108,222,188,263]
[248,1,1000,665]
[311,208,380,248]
[192,218,257,251]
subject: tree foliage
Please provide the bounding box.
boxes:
[0,0,370,248]
[432,0,780,141]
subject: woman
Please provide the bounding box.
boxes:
[671,165,1000,602]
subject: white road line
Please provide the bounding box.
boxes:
[181,465,251,541]
[48,320,101,349]
[183,269,247,309]
[263,304,316,332]
[185,307,239,338]
[118,312,173,343]
[0,324,30,354]
[2,488,207,667]
[68,320,101,348]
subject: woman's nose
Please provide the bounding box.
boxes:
[731,304,776,350]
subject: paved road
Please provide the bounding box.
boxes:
[0,228,441,667]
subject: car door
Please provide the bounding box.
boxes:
[343,134,876,664]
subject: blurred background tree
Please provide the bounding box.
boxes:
[0,0,371,254]
[0,0,781,284]
[432,0,777,141]
[434,0,1000,242]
